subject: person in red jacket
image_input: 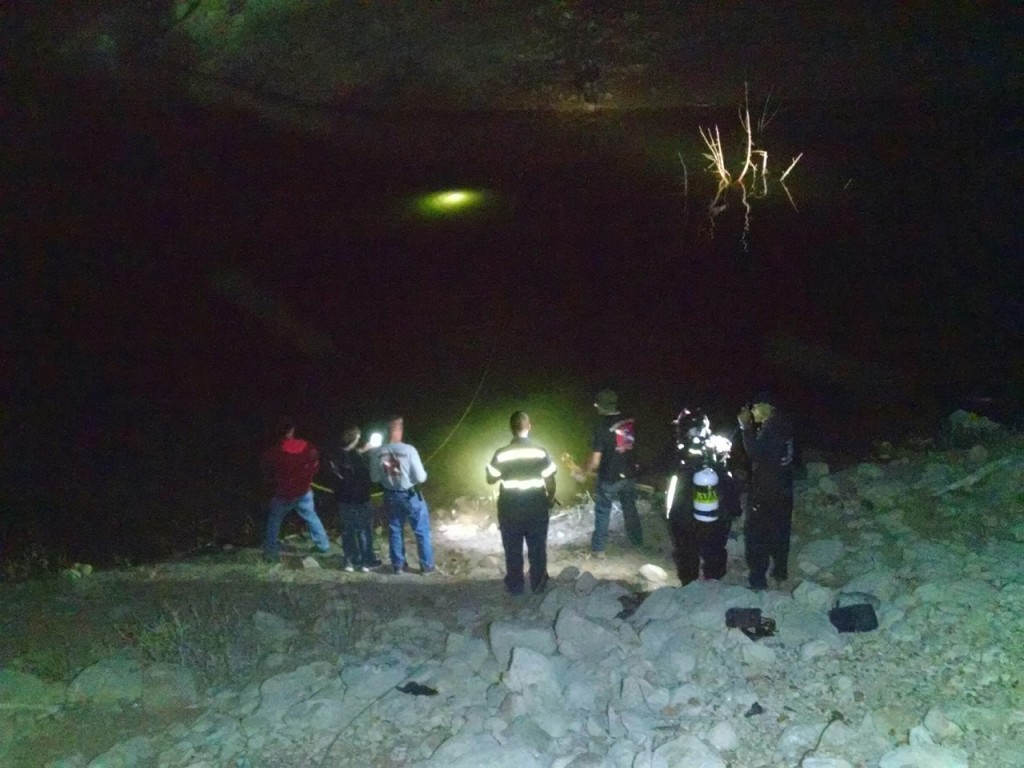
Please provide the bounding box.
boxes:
[261,418,331,561]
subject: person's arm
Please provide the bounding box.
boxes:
[737,406,757,455]
[744,418,789,463]
[543,455,557,505]
[486,450,501,485]
[409,446,427,484]
[572,451,601,482]
[328,452,346,482]
[304,445,321,487]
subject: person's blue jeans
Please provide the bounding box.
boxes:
[592,478,643,552]
[384,490,434,571]
[263,491,331,559]
[339,500,377,567]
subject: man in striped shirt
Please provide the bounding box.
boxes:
[486,411,558,596]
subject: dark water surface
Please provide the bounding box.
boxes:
[4,85,1021,564]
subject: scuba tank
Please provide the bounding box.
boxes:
[692,465,720,521]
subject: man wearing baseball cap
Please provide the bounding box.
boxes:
[574,389,645,557]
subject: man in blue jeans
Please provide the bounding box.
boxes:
[573,389,644,557]
[369,415,435,574]
[261,418,332,561]
[328,425,381,572]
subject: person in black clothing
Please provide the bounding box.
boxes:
[573,389,644,555]
[329,425,380,572]
[667,409,742,585]
[737,392,795,590]
[486,411,557,596]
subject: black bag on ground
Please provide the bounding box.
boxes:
[725,608,776,640]
[828,601,878,632]
[725,607,762,629]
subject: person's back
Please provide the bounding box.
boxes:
[486,411,556,595]
[745,409,795,500]
[581,389,644,553]
[369,416,434,574]
[264,434,319,499]
[371,425,427,491]
[331,426,378,571]
[261,419,330,560]
[594,412,638,481]
[334,445,372,504]
[489,434,555,514]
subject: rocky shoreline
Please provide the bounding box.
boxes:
[1,413,1022,767]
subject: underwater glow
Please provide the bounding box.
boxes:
[416,189,484,217]
[432,396,585,503]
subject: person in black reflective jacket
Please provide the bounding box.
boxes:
[486,411,558,596]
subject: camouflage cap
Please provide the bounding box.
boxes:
[594,389,619,412]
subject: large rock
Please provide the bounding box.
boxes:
[141,663,200,711]
[68,658,142,704]
[487,619,556,668]
[0,669,65,708]
[878,743,969,768]
[651,734,725,768]
[554,609,618,661]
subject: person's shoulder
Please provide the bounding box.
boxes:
[767,411,795,433]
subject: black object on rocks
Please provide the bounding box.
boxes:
[726,607,777,640]
[829,601,879,633]
[725,607,762,629]
[741,618,777,641]
[744,702,764,717]
[616,591,648,619]
[397,682,438,696]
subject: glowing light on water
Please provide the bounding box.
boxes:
[438,191,470,206]
[417,189,484,217]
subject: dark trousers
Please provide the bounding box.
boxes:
[339,500,377,567]
[744,493,793,587]
[669,513,732,585]
[498,509,549,595]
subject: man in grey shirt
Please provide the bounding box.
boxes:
[369,416,435,574]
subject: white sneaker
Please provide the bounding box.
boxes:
[359,566,370,573]
[343,564,355,573]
